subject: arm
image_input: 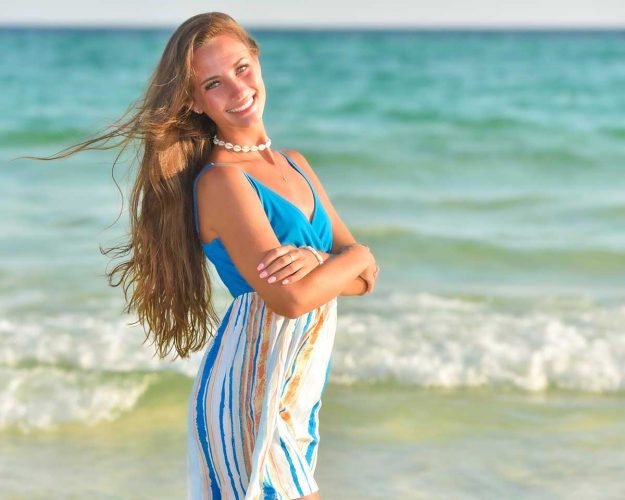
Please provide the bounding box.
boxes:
[195,166,372,319]
[315,249,367,296]
[285,149,370,296]
[286,246,370,316]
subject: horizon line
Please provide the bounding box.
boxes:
[1,22,625,32]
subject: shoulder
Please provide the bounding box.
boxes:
[195,163,248,196]
[284,148,310,169]
[283,149,319,181]
[194,164,256,216]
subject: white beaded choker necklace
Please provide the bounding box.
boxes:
[212,134,271,153]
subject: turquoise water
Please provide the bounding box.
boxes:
[1,27,625,498]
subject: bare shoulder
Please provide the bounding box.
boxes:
[285,148,333,199]
[194,164,256,234]
[284,149,319,181]
[196,164,249,210]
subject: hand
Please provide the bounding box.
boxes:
[338,243,379,294]
[358,261,379,294]
[337,243,376,268]
[257,244,321,285]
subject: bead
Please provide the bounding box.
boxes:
[212,135,272,153]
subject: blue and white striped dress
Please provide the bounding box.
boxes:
[188,151,337,499]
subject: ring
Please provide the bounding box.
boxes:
[289,253,295,263]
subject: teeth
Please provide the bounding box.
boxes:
[228,95,254,113]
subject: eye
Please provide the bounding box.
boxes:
[204,65,249,91]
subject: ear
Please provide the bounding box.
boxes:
[189,95,203,114]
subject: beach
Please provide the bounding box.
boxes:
[1,27,624,498]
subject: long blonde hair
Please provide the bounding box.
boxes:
[20,12,260,359]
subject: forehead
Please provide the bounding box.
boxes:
[193,35,251,74]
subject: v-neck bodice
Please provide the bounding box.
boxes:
[192,150,333,298]
[238,152,318,225]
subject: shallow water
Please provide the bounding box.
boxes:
[3,381,625,498]
[1,27,624,498]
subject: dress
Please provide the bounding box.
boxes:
[187,150,337,499]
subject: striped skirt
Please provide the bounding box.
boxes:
[187,291,338,499]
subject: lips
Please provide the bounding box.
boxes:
[227,94,256,113]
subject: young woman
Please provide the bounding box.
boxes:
[29,12,379,499]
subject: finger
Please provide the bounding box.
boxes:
[257,246,284,268]
[264,261,305,284]
[279,266,309,285]
[258,250,295,277]
[257,245,295,271]
[261,251,301,278]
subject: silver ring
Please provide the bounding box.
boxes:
[289,253,294,263]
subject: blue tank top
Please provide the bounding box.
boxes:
[192,150,333,298]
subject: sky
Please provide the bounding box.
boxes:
[1,0,624,28]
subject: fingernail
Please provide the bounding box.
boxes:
[257,263,264,271]
[268,276,276,283]
[282,279,289,284]
[259,271,267,278]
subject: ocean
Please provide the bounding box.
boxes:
[1,27,624,499]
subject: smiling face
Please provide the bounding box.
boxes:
[191,34,266,134]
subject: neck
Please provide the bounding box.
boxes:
[215,124,269,147]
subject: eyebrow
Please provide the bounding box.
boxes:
[200,57,247,86]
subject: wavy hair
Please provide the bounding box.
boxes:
[20,12,260,359]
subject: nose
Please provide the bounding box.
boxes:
[228,79,250,100]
